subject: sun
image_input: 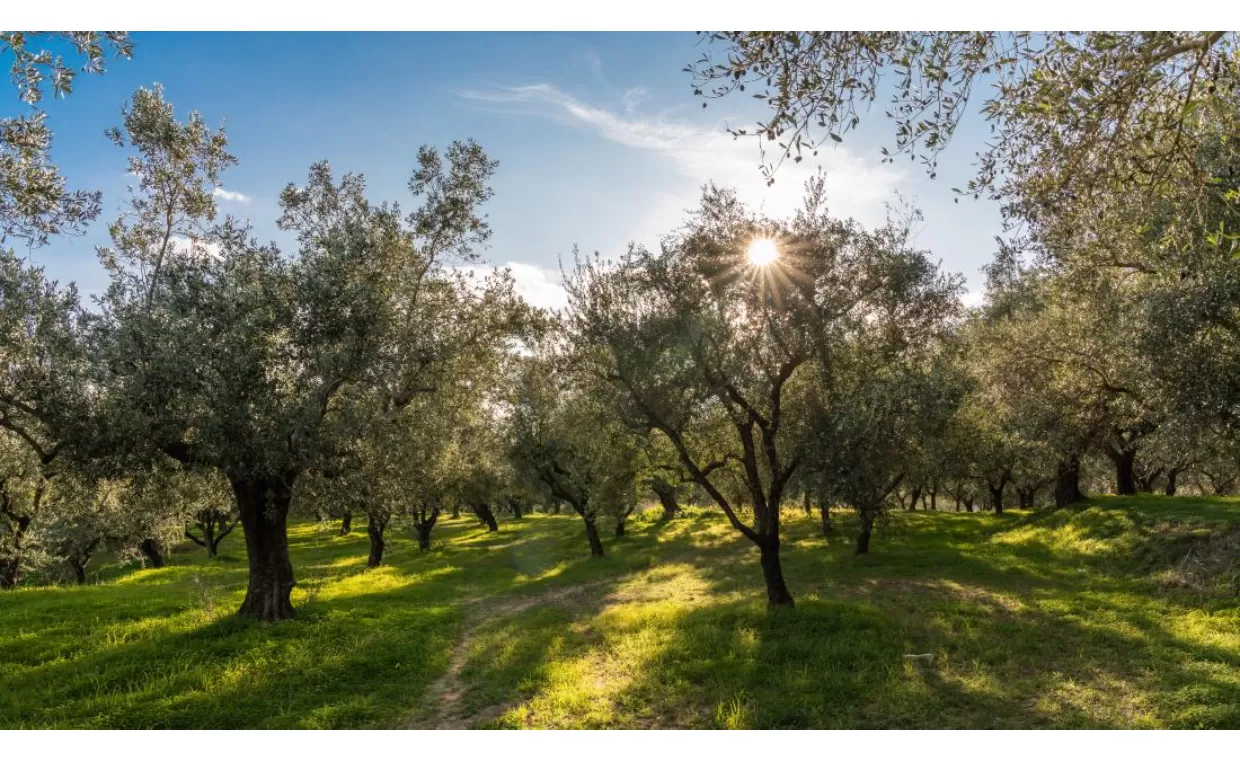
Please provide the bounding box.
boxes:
[747,238,779,267]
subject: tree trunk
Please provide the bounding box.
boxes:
[70,557,88,585]
[339,511,353,536]
[139,538,165,568]
[803,491,812,516]
[819,502,833,537]
[0,558,19,589]
[1055,455,1085,508]
[1165,468,1181,496]
[856,510,875,555]
[232,478,296,622]
[473,503,499,532]
[367,516,388,568]
[583,516,604,557]
[416,522,433,550]
[988,483,1006,514]
[654,483,681,519]
[907,486,921,512]
[1017,487,1032,509]
[1111,449,1138,495]
[964,496,974,513]
[614,518,626,538]
[0,513,33,588]
[511,500,524,519]
[1136,467,1163,494]
[451,503,460,519]
[759,537,795,607]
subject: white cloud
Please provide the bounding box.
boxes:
[212,187,250,204]
[169,236,223,261]
[459,84,905,230]
[458,261,569,312]
[960,290,987,309]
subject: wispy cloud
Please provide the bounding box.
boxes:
[459,84,905,232]
[212,187,251,204]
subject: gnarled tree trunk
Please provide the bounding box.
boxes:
[583,515,604,557]
[1109,449,1138,495]
[139,538,165,568]
[653,481,681,519]
[367,514,389,568]
[1055,455,1085,507]
[1165,468,1183,496]
[856,509,876,555]
[232,477,296,622]
[473,503,499,532]
[759,536,794,606]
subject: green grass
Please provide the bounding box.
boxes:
[2,495,1238,728]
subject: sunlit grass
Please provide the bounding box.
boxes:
[1,498,1239,728]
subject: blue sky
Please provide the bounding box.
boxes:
[15,32,1003,308]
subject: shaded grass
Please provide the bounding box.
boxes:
[2,496,1238,728]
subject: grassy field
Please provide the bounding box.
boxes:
[1,496,1238,729]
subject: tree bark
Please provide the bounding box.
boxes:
[988,480,1007,514]
[0,558,19,589]
[339,511,353,536]
[232,477,296,622]
[139,538,165,568]
[1110,449,1138,495]
[654,482,681,519]
[367,515,388,568]
[583,516,604,557]
[510,499,524,519]
[473,503,499,532]
[907,486,922,512]
[759,537,795,607]
[819,502,833,537]
[1055,455,1085,508]
[856,510,875,555]
[1165,468,1182,496]
[69,557,88,584]
[0,511,33,589]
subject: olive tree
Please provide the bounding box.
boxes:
[92,85,510,620]
[565,175,959,604]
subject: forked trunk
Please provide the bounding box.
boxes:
[367,516,388,568]
[1055,455,1085,508]
[988,482,1006,514]
[232,477,296,622]
[1165,469,1181,496]
[759,538,794,607]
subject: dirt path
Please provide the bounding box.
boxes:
[400,580,613,729]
